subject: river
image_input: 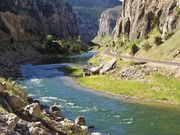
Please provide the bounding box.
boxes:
[19,52,180,135]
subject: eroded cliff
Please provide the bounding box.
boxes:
[0,0,79,41]
[69,0,122,42]
[98,6,122,36]
[114,0,180,41]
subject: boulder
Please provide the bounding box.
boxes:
[49,105,63,118]
[49,105,60,112]
[75,116,86,126]
[60,118,75,128]
[99,59,117,74]
[80,125,88,131]
[6,113,20,130]
[0,82,7,90]
[29,127,52,135]
[6,94,26,111]
[83,69,91,77]
[24,103,41,118]
[0,83,4,90]
[90,67,100,75]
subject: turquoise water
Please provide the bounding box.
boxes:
[19,52,180,135]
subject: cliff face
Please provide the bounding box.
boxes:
[68,0,122,42]
[114,0,180,41]
[0,0,79,41]
[98,6,122,36]
[69,0,121,8]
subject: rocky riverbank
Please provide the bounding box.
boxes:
[0,71,101,135]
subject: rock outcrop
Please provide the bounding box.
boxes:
[114,0,180,41]
[69,0,122,42]
[0,0,79,41]
[83,59,117,76]
[98,6,122,36]
[0,89,99,135]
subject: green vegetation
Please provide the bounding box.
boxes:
[58,66,83,77]
[43,35,88,54]
[141,40,152,51]
[154,36,163,46]
[93,29,180,62]
[78,74,180,103]
[130,43,139,55]
[0,78,27,101]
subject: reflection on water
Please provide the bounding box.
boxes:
[19,52,180,135]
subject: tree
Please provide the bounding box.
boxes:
[141,41,151,51]
[10,38,14,44]
[154,36,163,46]
[131,44,139,55]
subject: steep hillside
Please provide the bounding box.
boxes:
[98,6,122,36]
[0,0,79,41]
[68,0,122,42]
[69,0,121,8]
[95,0,180,62]
[114,0,180,40]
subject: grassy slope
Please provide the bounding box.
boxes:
[93,30,180,62]
[0,78,27,101]
[78,73,180,103]
[137,30,180,61]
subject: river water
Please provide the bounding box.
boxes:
[19,52,180,135]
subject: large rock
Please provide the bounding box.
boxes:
[75,116,86,126]
[24,103,41,118]
[90,67,100,75]
[6,94,26,111]
[29,127,52,135]
[100,59,117,74]
[49,105,63,118]
[0,82,7,90]
[6,113,20,130]
[60,118,75,128]
[119,65,157,80]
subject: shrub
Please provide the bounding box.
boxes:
[111,41,116,47]
[141,41,151,51]
[154,36,163,46]
[131,44,139,55]
[46,35,53,41]
[144,35,149,39]
[164,32,174,40]
[10,38,14,44]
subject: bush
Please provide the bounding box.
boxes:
[141,41,151,51]
[144,35,149,39]
[10,38,14,44]
[154,36,163,46]
[43,35,89,54]
[164,32,174,40]
[131,44,139,55]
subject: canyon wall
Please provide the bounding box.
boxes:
[114,0,180,40]
[98,6,122,36]
[69,0,122,42]
[0,0,79,41]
